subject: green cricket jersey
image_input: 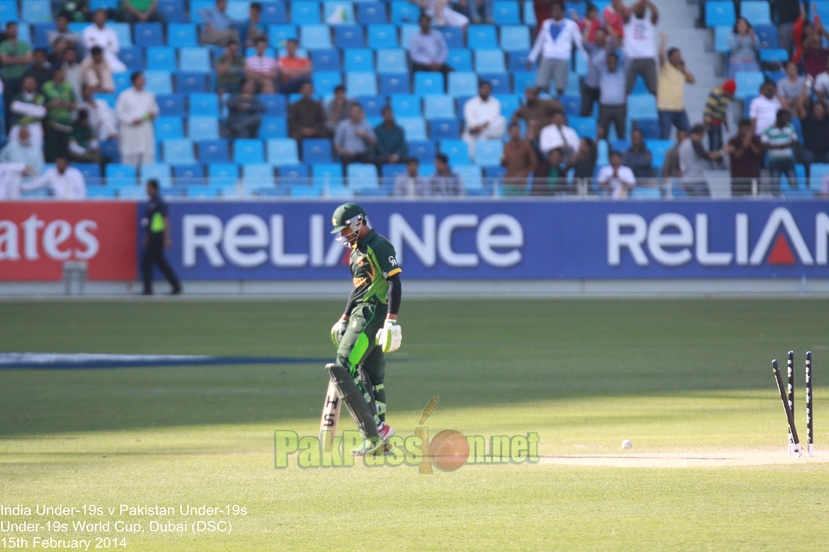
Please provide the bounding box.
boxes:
[349,229,401,305]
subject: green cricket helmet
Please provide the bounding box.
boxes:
[331,203,368,247]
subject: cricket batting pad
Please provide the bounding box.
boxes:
[326,363,379,438]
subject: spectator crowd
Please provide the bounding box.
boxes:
[1,0,828,199]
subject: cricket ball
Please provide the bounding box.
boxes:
[429,430,469,472]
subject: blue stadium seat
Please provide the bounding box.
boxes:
[760,48,789,64]
[754,24,779,49]
[508,52,530,72]
[99,140,120,163]
[188,116,220,140]
[269,24,299,44]
[90,0,118,9]
[301,24,334,49]
[705,1,736,27]
[261,1,288,23]
[424,95,455,119]
[168,23,199,48]
[358,95,385,117]
[430,119,460,140]
[474,140,503,167]
[335,25,365,48]
[627,94,657,119]
[380,75,410,95]
[367,24,398,49]
[475,50,505,73]
[399,24,419,48]
[158,0,188,23]
[714,25,730,53]
[440,140,471,165]
[179,48,212,72]
[134,23,164,47]
[495,94,520,117]
[260,94,287,116]
[408,140,436,164]
[634,119,660,140]
[345,48,374,71]
[189,93,219,116]
[233,139,265,163]
[141,163,173,188]
[455,165,484,190]
[114,73,131,93]
[242,163,276,193]
[105,164,137,188]
[381,164,407,179]
[111,23,132,46]
[278,165,308,183]
[493,1,521,24]
[312,49,342,71]
[32,23,54,48]
[303,139,334,163]
[155,116,184,140]
[481,74,510,94]
[559,95,581,118]
[259,116,288,138]
[198,139,230,163]
[468,25,497,49]
[119,46,144,71]
[346,72,377,95]
[313,163,344,187]
[440,26,464,49]
[415,72,445,95]
[146,47,176,71]
[569,117,596,139]
[208,163,239,187]
[513,71,536,93]
[22,0,51,23]
[313,71,343,95]
[448,72,478,97]
[347,163,380,190]
[292,1,321,24]
[500,26,530,51]
[268,138,301,165]
[173,164,204,184]
[75,163,102,181]
[175,72,207,93]
[734,71,765,99]
[358,2,388,24]
[814,1,829,22]
[809,163,829,190]
[376,49,406,74]
[398,117,427,140]
[447,49,473,71]
[391,1,420,24]
[155,94,186,118]
[0,0,19,22]
[391,95,421,117]
[648,140,673,168]
[741,1,771,25]
[324,1,355,25]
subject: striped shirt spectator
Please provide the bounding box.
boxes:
[703,79,735,151]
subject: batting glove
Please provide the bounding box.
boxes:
[331,319,348,347]
[375,320,402,353]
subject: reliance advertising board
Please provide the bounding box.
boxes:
[1,201,828,280]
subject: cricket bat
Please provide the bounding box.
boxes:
[319,381,342,452]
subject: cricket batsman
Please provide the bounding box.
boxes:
[326,203,402,456]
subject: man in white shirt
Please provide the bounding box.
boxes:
[0,163,34,199]
[813,56,829,105]
[0,125,45,178]
[623,0,659,95]
[598,150,636,198]
[116,71,159,167]
[83,9,127,73]
[749,80,784,135]
[22,156,86,199]
[539,111,580,156]
[527,2,586,96]
[245,36,278,93]
[79,84,119,141]
[461,81,505,160]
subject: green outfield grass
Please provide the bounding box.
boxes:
[1,299,828,551]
